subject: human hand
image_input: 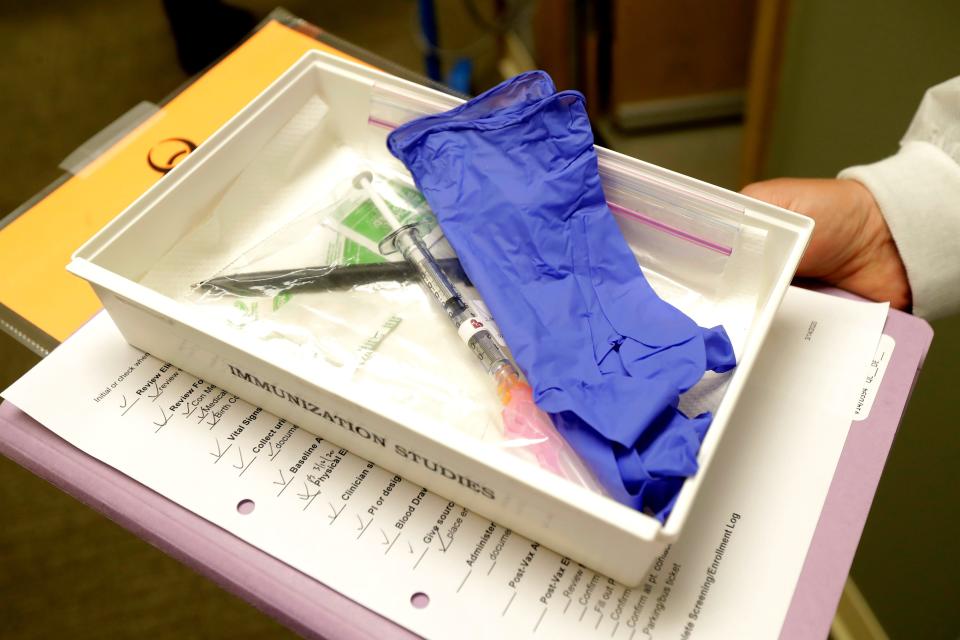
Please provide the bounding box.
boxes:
[741,177,911,309]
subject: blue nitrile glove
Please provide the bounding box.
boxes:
[387,72,736,520]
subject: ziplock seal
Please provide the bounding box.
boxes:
[368,83,458,132]
[369,82,743,256]
[605,202,732,255]
[597,147,742,257]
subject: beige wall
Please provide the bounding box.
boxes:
[765,2,960,637]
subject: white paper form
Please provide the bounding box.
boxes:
[2,287,887,639]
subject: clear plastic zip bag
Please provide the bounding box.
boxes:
[182,166,603,494]
[367,82,764,348]
[366,83,768,434]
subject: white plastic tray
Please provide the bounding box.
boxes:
[69,51,812,584]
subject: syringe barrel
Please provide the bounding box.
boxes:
[394,227,460,309]
[393,227,513,376]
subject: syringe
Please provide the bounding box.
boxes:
[353,172,603,493]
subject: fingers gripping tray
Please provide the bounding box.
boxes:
[69,51,812,585]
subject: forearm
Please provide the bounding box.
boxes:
[839,76,960,320]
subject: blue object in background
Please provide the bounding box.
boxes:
[388,72,736,520]
[417,0,441,82]
[446,57,473,95]
[417,1,472,95]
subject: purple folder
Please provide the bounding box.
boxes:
[0,303,932,639]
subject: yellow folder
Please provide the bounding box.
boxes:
[0,21,363,342]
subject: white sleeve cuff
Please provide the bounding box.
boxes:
[839,140,960,320]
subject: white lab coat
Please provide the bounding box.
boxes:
[839,76,960,320]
